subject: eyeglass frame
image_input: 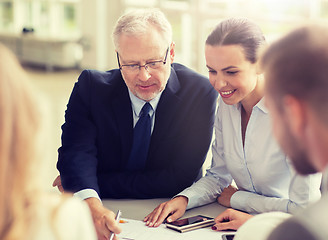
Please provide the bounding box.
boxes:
[116,47,169,74]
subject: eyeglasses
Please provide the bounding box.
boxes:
[117,47,169,74]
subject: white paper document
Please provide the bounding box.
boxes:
[118,218,234,240]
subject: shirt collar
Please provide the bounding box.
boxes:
[256,97,269,114]
[128,90,162,117]
[233,97,268,114]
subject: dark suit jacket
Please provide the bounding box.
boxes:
[57,63,218,199]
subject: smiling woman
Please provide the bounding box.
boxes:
[201,17,321,225]
[205,17,320,215]
[144,17,322,230]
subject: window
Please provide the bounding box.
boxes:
[0,1,13,32]
[0,0,80,37]
[1,0,328,71]
[118,0,328,74]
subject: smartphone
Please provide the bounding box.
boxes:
[222,234,235,240]
[166,215,215,233]
[169,215,209,226]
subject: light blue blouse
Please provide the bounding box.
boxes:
[180,97,321,214]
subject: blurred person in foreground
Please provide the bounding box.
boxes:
[53,8,217,240]
[145,18,321,228]
[211,24,328,240]
[0,43,99,240]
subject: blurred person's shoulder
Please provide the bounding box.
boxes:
[34,193,97,240]
[253,194,328,240]
[235,212,291,240]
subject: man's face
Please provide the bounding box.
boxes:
[117,29,174,101]
[265,92,317,175]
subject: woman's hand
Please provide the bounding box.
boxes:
[217,185,238,207]
[212,208,253,231]
[144,196,188,227]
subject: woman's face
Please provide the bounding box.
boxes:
[205,44,260,106]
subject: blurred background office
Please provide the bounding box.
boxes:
[0,0,327,193]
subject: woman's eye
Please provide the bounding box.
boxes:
[227,71,238,75]
[208,70,217,74]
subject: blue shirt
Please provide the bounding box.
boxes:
[180,97,321,214]
[128,89,161,132]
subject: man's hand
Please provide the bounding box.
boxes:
[144,196,188,227]
[52,175,64,193]
[211,208,253,231]
[85,198,122,240]
[217,185,238,207]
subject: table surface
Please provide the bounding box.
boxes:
[103,198,227,221]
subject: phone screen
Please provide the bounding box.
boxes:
[222,234,235,240]
[169,215,210,227]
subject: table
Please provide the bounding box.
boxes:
[103,199,231,240]
[103,198,227,221]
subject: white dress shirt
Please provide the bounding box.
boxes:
[74,90,161,201]
[179,97,321,214]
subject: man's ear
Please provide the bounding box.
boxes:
[283,95,306,138]
[169,42,175,63]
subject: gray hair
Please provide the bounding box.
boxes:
[112,8,172,52]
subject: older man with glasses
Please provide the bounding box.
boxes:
[53,8,217,240]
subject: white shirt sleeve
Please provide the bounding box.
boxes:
[230,163,322,214]
[74,188,102,202]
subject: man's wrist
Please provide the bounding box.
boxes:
[74,188,101,202]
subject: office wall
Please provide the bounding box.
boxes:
[79,0,123,70]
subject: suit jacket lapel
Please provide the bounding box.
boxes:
[148,68,181,159]
[110,75,133,167]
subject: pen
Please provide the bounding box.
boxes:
[109,210,122,240]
